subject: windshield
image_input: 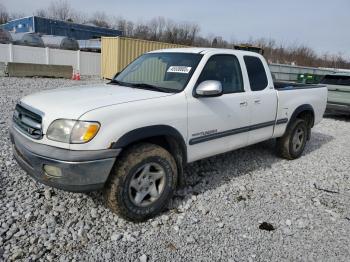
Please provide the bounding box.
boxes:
[321,75,350,86]
[113,52,203,92]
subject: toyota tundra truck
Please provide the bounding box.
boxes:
[10,48,328,221]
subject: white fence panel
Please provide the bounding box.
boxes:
[80,51,100,76]
[49,48,78,69]
[13,45,46,64]
[0,44,101,76]
[0,44,9,62]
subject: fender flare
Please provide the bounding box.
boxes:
[111,125,187,162]
[288,104,315,128]
[287,104,315,140]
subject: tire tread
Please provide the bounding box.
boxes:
[276,118,307,160]
[104,143,177,221]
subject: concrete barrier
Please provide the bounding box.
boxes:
[6,62,73,78]
[0,62,7,76]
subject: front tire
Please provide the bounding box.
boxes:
[104,143,177,221]
[276,119,308,160]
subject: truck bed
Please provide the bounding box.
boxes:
[274,81,325,91]
[272,82,328,138]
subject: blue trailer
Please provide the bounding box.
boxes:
[1,16,123,40]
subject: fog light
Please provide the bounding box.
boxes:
[43,165,62,178]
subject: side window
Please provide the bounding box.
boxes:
[244,56,268,91]
[321,75,350,86]
[197,55,244,94]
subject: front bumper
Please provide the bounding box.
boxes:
[326,103,350,115]
[10,126,121,192]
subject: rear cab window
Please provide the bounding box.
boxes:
[244,56,268,91]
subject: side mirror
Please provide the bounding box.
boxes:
[195,80,223,97]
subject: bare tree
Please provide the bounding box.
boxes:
[193,35,211,47]
[24,1,350,68]
[110,16,132,35]
[125,21,134,36]
[148,17,166,41]
[0,3,9,24]
[188,23,200,45]
[111,16,125,31]
[90,11,110,28]
[48,0,72,21]
[71,12,88,24]
[133,23,151,39]
[10,12,27,20]
[35,8,48,18]
[243,37,350,68]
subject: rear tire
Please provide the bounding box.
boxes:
[276,119,308,160]
[104,143,177,222]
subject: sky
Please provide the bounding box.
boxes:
[1,0,350,57]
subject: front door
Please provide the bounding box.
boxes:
[186,54,251,162]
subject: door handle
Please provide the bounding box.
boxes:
[254,99,261,104]
[240,101,248,107]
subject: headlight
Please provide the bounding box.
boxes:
[70,121,100,143]
[46,119,100,144]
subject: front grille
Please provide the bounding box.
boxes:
[13,104,43,139]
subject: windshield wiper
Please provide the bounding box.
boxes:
[129,83,174,93]
[108,79,127,85]
[109,80,175,93]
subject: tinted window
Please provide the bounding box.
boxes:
[244,56,268,91]
[321,75,350,86]
[197,55,244,94]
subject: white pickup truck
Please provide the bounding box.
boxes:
[10,48,327,221]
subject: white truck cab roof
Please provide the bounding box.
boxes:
[149,47,262,57]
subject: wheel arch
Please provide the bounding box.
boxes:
[111,125,187,186]
[287,104,315,140]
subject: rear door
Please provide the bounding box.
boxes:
[186,54,251,162]
[244,55,278,145]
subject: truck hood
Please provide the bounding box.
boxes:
[20,84,172,130]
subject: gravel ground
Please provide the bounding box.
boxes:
[0,77,350,262]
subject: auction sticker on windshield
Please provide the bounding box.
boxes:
[167,66,192,74]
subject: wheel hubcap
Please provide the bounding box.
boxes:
[292,127,304,152]
[128,162,166,207]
